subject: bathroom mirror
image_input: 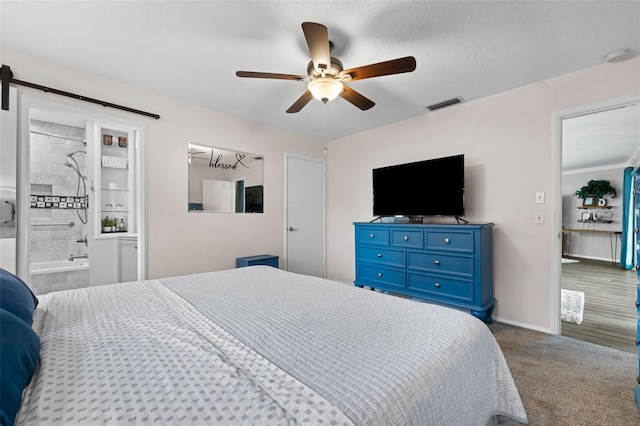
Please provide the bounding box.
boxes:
[188,143,264,213]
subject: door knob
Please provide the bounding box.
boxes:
[288,226,297,231]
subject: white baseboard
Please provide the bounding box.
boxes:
[493,316,555,335]
[564,254,615,263]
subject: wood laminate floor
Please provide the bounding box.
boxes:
[561,257,636,353]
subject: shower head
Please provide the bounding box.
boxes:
[62,160,82,177]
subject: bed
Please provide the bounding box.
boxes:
[2,266,528,425]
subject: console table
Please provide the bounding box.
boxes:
[353,222,495,323]
[562,229,622,264]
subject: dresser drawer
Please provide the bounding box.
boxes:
[426,231,474,252]
[356,227,390,246]
[407,252,473,277]
[390,229,424,249]
[358,247,405,268]
[358,264,405,289]
[407,273,473,302]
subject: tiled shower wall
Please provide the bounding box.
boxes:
[29,120,89,291]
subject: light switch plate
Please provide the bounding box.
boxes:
[535,211,544,224]
[535,192,545,204]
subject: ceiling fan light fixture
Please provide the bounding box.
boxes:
[308,77,343,103]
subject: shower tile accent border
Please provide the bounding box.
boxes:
[30,194,88,209]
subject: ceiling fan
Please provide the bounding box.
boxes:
[236,22,417,113]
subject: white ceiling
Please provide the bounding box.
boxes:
[2,1,639,168]
[562,103,640,172]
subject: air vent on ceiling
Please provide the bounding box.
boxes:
[425,97,465,112]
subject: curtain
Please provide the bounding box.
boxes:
[619,167,635,269]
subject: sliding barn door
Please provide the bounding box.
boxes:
[0,87,18,274]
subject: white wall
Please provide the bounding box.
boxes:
[3,48,326,279]
[326,57,640,331]
[562,168,625,261]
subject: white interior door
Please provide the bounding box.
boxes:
[286,155,325,277]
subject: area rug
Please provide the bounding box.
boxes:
[561,289,584,325]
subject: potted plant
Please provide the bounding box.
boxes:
[101,217,113,233]
[574,180,616,205]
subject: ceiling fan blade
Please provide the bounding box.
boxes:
[286,90,314,113]
[236,71,306,81]
[341,56,416,81]
[339,85,375,110]
[302,22,331,72]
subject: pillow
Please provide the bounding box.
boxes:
[0,268,38,326]
[0,308,41,426]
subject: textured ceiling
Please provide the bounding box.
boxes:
[2,1,639,163]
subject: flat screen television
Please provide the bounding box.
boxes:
[373,154,464,217]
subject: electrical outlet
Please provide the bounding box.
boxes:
[534,211,544,224]
[535,192,545,204]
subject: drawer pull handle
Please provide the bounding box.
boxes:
[444,238,450,244]
[434,282,441,288]
[370,233,375,238]
[377,253,382,258]
[434,260,440,265]
[636,300,639,308]
[403,236,408,241]
[377,272,383,278]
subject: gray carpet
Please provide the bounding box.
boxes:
[488,322,639,425]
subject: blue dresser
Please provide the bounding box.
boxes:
[354,222,495,322]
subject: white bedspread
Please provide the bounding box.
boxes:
[17,279,353,425]
[17,266,527,425]
[162,266,527,426]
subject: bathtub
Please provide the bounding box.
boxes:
[30,259,89,275]
[30,260,90,295]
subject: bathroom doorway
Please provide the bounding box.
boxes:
[15,95,146,294]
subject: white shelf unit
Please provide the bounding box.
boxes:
[96,126,136,237]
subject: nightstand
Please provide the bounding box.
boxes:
[236,254,279,268]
